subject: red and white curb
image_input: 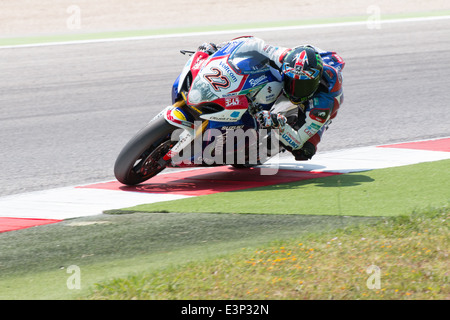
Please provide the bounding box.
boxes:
[1,137,449,232]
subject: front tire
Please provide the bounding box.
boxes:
[114,116,175,185]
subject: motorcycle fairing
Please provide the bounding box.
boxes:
[172,40,281,114]
[166,39,284,166]
[199,95,249,122]
[172,51,210,104]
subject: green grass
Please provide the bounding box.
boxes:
[88,205,449,300]
[1,160,448,299]
[2,10,450,47]
[117,159,450,217]
[0,212,374,299]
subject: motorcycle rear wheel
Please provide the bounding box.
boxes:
[114,116,175,185]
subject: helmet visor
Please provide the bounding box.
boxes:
[283,76,320,103]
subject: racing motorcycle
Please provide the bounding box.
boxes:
[114,39,298,185]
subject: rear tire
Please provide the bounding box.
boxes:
[114,116,175,185]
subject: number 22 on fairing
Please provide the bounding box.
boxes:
[204,68,231,91]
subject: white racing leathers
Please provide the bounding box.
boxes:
[219,36,345,156]
[255,37,345,154]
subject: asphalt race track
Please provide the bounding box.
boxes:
[0,18,449,197]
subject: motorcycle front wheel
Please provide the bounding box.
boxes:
[114,116,175,185]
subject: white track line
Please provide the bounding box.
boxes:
[264,146,450,173]
[0,188,190,220]
[1,15,450,49]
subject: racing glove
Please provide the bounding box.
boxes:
[198,42,217,55]
[257,110,327,156]
[256,111,287,129]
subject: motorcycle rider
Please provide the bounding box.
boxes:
[197,36,345,161]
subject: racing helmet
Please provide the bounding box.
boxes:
[281,46,323,104]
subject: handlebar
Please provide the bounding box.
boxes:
[180,50,196,56]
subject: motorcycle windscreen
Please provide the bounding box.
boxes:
[228,51,269,74]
